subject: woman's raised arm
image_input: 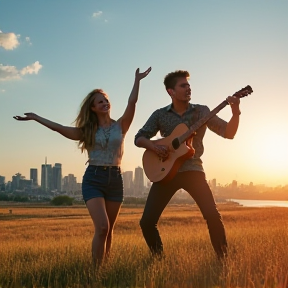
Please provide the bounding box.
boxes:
[119,67,151,134]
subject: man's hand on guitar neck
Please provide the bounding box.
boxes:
[226,95,241,116]
[225,96,241,139]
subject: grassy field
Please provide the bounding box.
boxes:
[0,203,288,288]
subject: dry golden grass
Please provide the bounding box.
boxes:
[0,204,288,288]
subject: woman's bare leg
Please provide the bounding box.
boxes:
[105,200,122,256]
[86,197,109,265]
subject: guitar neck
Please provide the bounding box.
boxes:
[170,85,252,149]
[178,100,229,144]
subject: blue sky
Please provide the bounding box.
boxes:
[1,0,287,186]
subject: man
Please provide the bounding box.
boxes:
[134,70,241,259]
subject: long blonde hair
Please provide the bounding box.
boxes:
[75,89,107,152]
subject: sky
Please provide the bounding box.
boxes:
[0,0,287,187]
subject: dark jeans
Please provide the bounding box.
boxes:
[140,171,227,258]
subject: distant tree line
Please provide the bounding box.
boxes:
[123,197,147,205]
[0,192,29,202]
[51,195,74,206]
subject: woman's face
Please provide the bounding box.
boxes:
[91,93,111,115]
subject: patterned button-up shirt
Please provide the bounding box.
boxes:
[135,103,228,172]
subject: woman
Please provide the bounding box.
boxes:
[14,67,151,265]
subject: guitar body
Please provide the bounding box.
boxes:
[142,123,195,184]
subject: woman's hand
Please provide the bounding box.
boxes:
[135,67,152,81]
[13,113,38,121]
[13,113,82,140]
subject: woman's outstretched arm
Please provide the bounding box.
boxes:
[119,67,151,134]
[14,113,82,141]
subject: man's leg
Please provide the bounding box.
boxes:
[180,171,227,258]
[140,180,179,256]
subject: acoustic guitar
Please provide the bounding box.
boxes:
[142,85,253,183]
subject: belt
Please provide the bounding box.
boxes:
[91,165,120,170]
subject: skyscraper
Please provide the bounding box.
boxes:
[11,173,23,190]
[30,168,38,186]
[210,178,217,192]
[41,157,52,191]
[53,163,62,191]
[62,174,77,194]
[0,175,5,191]
[41,157,47,191]
[123,171,133,195]
[231,180,238,190]
[134,166,144,196]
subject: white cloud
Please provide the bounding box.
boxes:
[25,37,32,45]
[21,61,42,75]
[0,89,5,93]
[0,31,20,50]
[92,11,103,18]
[0,64,21,80]
[0,61,42,81]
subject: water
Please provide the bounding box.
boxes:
[229,199,288,208]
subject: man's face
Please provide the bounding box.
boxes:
[170,77,191,102]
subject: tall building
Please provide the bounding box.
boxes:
[41,157,52,191]
[62,174,78,194]
[231,180,237,190]
[41,158,48,191]
[11,173,24,190]
[47,164,53,191]
[30,168,38,186]
[123,171,133,195]
[0,175,5,191]
[53,163,62,191]
[19,179,33,190]
[134,166,144,196]
[210,178,217,192]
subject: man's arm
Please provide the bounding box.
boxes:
[134,110,169,159]
[135,136,169,159]
[224,96,241,139]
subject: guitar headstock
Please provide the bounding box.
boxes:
[233,85,253,98]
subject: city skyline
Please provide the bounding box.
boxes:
[1,1,287,187]
[1,157,286,188]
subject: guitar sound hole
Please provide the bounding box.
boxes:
[172,138,180,150]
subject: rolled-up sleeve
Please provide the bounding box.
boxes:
[201,105,227,138]
[203,105,227,138]
[134,110,160,145]
[207,115,227,137]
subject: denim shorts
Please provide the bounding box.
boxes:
[82,165,124,203]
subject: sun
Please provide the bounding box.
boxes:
[248,126,288,184]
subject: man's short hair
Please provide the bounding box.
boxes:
[163,70,190,90]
